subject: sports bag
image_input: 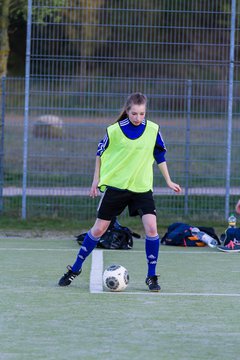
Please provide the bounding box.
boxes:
[75,217,141,250]
[161,222,220,247]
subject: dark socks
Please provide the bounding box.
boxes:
[71,231,100,273]
[145,235,160,276]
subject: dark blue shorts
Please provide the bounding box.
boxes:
[97,187,156,221]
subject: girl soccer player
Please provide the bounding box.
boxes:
[58,92,181,291]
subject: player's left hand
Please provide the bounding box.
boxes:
[235,200,240,214]
[167,181,181,193]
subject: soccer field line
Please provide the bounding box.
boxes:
[99,291,240,297]
[0,247,228,254]
[89,250,240,296]
[0,246,239,297]
[90,249,103,293]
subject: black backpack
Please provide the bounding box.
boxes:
[161,222,220,247]
[75,218,141,250]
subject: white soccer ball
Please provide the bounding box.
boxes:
[103,264,129,292]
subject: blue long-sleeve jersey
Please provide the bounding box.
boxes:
[96,118,166,164]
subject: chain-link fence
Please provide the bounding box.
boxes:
[1,0,240,220]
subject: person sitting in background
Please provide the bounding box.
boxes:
[218,199,240,253]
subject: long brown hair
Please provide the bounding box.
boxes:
[115,92,147,122]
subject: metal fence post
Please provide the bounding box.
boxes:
[184,79,192,216]
[225,0,236,219]
[0,76,6,213]
[22,0,32,219]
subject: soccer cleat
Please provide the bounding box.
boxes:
[217,240,240,253]
[145,275,161,292]
[58,265,82,286]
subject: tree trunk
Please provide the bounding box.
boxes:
[0,0,10,78]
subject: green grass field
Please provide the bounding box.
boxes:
[1,236,239,360]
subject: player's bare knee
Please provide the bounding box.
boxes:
[90,227,105,238]
[145,226,158,237]
[91,222,109,238]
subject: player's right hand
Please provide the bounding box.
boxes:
[90,180,99,198]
